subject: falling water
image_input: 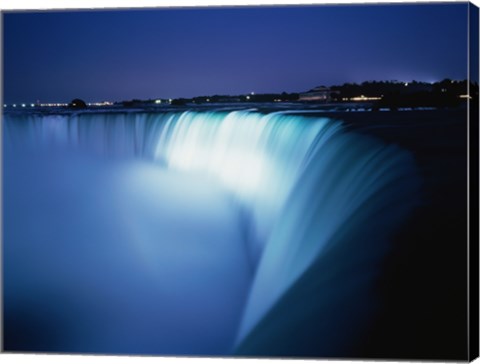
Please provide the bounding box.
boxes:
[3,109,419,355]
[4,110,342,263]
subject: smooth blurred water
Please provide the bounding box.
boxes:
[3,109,419,355]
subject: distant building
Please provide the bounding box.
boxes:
[299,86,337,102]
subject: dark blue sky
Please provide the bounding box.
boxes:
[3,3,470,103]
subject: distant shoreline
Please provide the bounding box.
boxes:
[4,79,478,111]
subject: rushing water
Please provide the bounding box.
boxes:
[3,109,420,355]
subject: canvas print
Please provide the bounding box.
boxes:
[1,2,479,361]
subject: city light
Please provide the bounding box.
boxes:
[350,95,382,101]
[21,103,26,107]
[155,99,162,104]
[38,103,68,107]
[87,101,113,107]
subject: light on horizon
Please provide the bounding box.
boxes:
[38,103,69,107]
[350,95,382,101]
[87,101,113,107]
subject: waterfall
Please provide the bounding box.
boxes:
[234,131,419,353]
[4,110,342,263]
[3,109,419,354]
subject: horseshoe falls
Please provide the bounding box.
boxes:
[3,109,420,356]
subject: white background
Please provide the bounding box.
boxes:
[0,0,478,363]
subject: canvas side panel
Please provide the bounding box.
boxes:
[468,2,479,361]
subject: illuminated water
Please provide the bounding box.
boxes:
[3,109,419,355]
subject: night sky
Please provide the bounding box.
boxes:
[3,3,470,103]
